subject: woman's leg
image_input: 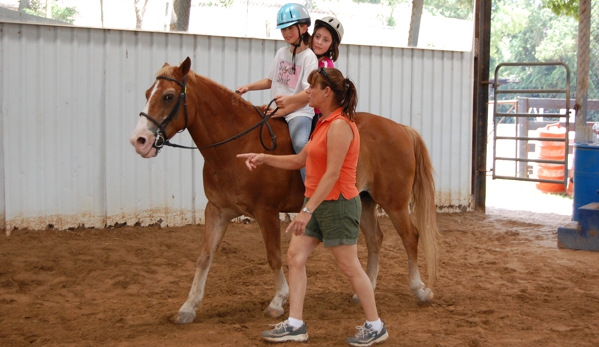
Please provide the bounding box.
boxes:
[330,244,379,321]
[286,116,312,181]
[287,233,320,320]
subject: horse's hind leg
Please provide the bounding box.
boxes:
[353,193,383,303]
[386,207,434,302]
[175,202,238,324]
[254,210,288,318]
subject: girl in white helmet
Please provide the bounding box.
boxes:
[236,3,318,182]
[310,16,344,130]
[311,16,344,69]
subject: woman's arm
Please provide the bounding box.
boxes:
[237,145,308,171]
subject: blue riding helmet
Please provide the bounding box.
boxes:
[276,3,311,29]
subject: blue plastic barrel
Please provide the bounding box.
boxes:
[572,143,599,221]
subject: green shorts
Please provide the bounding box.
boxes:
[304,194,362,247]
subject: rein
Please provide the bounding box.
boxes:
[139,75,278,153]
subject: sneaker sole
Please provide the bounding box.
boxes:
[262,333,309,343]
[347,331,389,347]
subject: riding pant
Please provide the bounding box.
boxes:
[287,115,313,182]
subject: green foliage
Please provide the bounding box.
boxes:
[387,15,396,27]
[424,0,474,20]
[218,0,235,8]
[352,0,382,3]
[490,0,578,99]
[386,0,404,27]
[23,0,77,24]
[541,0,578,19]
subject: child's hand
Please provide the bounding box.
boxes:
[236,86,249,95]
[274,95,290,109]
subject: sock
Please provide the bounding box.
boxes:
[287,317,304,328]
[366,318,382,331]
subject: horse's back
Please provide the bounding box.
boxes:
[354,112,416,206]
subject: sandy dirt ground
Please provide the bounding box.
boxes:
[1,178,598,347]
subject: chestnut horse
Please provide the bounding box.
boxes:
[130,57,439,324]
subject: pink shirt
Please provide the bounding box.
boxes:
[314,58,335,115]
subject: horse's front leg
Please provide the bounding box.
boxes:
[175,202,238,324]
[255,209,288,318]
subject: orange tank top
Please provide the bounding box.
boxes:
[304,107,360,200]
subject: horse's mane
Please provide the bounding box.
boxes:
[156,65,255,109]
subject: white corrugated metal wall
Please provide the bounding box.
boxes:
[0,21,473,233]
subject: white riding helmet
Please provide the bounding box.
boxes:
[314,16,344,43]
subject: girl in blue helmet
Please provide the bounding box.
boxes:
[236,3,318,182]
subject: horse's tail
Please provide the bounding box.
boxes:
[405,126,439,289]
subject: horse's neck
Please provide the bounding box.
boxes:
[185,75,271,157]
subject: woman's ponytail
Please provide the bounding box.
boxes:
[341,78,358,121]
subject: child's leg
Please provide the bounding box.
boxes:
[287,116,312,181]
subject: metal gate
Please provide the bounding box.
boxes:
[491,62,571,188]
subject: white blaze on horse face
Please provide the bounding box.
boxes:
[130,82,159,158]
[142,81,160,118]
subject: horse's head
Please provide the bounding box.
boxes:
[130,57,192,158]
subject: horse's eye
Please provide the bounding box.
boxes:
[164,94,174,101]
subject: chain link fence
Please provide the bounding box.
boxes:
[589,0,599,120]
[0,0,474,51]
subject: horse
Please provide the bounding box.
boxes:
[129,57,439,324]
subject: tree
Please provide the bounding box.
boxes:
[18,0,30,12]
[491,0,578,99]
[408,0,423,46]
[22,0,77,23]
[541,0,578,19]
[134,0,149,29]
[424,0,474,20]
[173,0,191,32]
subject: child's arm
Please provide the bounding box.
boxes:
[273,90,309,116]
[236,78,272,95]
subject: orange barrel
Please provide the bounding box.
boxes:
[535,123,566,193]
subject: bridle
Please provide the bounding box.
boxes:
[138,75,278,154]
[139,75,192,152]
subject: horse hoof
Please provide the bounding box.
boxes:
[264,306,284,318]
[175,310,196,324]
[352,294,360,304]
[417,288,434,302]
[413,287,434,302]
[425,289,434,301]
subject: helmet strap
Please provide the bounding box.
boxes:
[315,50,332,60]
[291,25,304,74]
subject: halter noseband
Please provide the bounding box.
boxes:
[139,75,192,153]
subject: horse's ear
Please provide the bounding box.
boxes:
[162,62,170,68]
[180,57,191,76]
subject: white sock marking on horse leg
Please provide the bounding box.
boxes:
[176,255,212,323]
[265,267,288,317]
[408,260,434,302]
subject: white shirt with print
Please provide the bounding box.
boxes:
[267,46,318,122]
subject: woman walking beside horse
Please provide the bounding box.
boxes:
[238,68,389,346]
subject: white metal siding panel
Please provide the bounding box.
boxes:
[0,22,473,232]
